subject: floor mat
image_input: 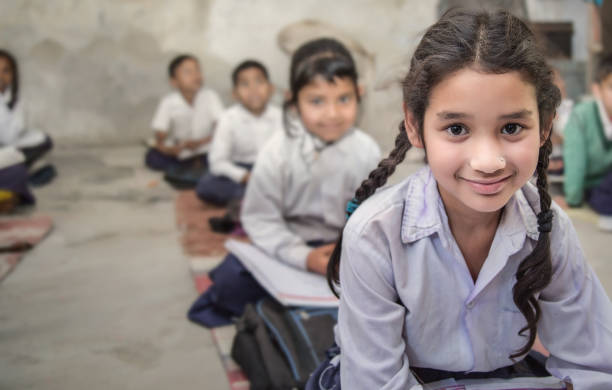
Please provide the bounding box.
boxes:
[175,190,250,389]
[0,215,53,282]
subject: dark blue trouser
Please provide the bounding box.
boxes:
[144,147,207,172]
[589,171,612,216]
[195,163,253,206]
[0,163,35,204]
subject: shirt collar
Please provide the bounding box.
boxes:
[597,99,612,141]
[400,167,541,246]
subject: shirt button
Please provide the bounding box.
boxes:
[466,301,475,309]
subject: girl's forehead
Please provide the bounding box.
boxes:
[300,75,355,93]
[427,68,538,114]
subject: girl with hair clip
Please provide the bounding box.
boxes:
[187,38,380,327]
[307,9,612,390]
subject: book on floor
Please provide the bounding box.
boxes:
[224,239,339,308]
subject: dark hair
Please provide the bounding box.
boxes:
[0,49,19,110]
[596,54,612,83]
[168,54,198,78]
[284,38,359,113]
[232,60,269,86]
[327,9,560,360]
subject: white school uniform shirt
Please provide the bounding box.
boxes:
[0,90,46,148]
[336,166,612,390]
[208,103,282,183]
[150,88,223,160]
[241,118,381,270]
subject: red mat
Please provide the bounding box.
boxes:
[0,215,53,282]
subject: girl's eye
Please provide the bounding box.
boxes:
[339,95,351,103]
[310,98,323,105]
[501,123,523,135]
[446,124,467,136]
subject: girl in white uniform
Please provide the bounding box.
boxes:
[306,10,612,390]
[0,49,54,184]
[188,38,380,328]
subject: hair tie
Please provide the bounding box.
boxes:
[537,209,553,233]
[346,198,360,220]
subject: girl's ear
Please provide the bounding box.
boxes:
[404,104,424,148]
[170,78,179,89]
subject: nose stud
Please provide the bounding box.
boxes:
[499,156,505,164]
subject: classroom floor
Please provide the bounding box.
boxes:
[0,145,611,390]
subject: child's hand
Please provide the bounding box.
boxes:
[182,136,212,150]
[241,172,251,184]
[306,243,336,275]
[156,144,181,157]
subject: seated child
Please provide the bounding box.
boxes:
[307,10,612,390]
[188,38,381,327]
[196,60,281,206]
[145,54,224,173]
[0,146,34,213]
[562,55,612,231]
[0,49,55,185]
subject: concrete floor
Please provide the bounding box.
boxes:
[0,146,610,390]
[0,146,229,390]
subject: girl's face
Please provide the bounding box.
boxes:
[296,76,359,142]
[406,68,547,217]
[0,57,14,94]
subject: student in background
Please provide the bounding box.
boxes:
[188,38,380,327]
[145,54,223,173]
[561,55,612,231]
[548,67,574,175]
[307,10,612,389]
[196,60,281,206]
[0,49,55,185]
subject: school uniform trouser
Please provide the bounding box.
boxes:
[144,147,207,172]
[195,163,253,206]
[588,171,612,216]
[19,134,53,168]
[187,240,328,328]
[0,163,35,204]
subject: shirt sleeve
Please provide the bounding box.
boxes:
[208,112,249,182]
[563,107,587,206]
[562,108,588,206]
[240,139,312,269]
[539,208,612,388]
[338,225,419,389]
[151,98,170,133]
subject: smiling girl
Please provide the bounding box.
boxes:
[307,9,612,390]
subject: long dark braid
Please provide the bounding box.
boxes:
[0,49,19,110]
[326,9,562,359]
[511,134,554,358]
[327,123,412,295]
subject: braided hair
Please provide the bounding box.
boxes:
[0,49,19,110]
[327,9,561,360]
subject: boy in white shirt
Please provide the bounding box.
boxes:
[145,54,224,173]
[196,60,281,205]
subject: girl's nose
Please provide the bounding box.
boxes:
[469,145,506,174]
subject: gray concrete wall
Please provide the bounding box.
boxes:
[0,0,588,150]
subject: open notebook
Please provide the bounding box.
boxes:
[420,376,567,390]
[225,239,339,307]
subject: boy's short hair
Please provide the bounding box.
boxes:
[232,60,269,86]
[168,54,197,78]
[596,55,612,83]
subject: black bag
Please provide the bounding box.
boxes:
[231,298,337,390]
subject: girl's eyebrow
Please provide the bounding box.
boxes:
[498,109,533,119]
[436,109,533,120]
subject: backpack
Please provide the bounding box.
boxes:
[231,298,337,390]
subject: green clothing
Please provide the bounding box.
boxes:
[563,100,612,206]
